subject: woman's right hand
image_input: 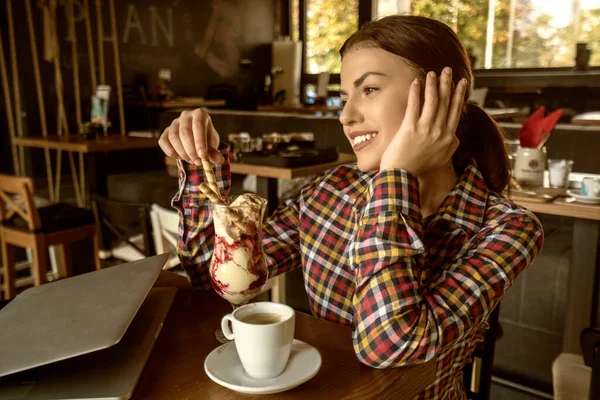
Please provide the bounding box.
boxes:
[159,108,224,166]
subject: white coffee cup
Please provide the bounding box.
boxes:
[221,302,295,379]
[582,177,600,198]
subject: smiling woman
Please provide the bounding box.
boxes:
[338,16,511,195]
[160,14,544,400]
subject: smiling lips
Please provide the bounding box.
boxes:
[351,132,378,151]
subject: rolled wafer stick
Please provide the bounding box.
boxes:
[200,183,246,227]
[201,158,221,198]
[199,182,226,206]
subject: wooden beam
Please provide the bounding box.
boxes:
[25,0,54,200]
[83,0,97,90]
[6,0,24,175]
[96,0,105,84]
[0,15,19,176]
[108,0,126,135]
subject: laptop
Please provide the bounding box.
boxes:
[0,254,176,400]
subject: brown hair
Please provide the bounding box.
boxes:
[340,15,510,193]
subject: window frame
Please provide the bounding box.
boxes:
[291,0,600,103]
[298,0,372,102]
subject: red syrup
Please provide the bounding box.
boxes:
[209,232,267,301]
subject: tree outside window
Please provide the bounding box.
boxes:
[305,0,359,74]
[376,0,600,69]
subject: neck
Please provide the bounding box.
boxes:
[419,162,459,218]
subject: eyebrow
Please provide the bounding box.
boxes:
[339,72,388,96]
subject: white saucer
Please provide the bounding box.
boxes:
[204,339,322,394]
[567,189,600,204]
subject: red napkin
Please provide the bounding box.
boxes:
[519,107,563,148]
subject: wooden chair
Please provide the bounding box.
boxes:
[0,174,100,299]
[464,305,501,399]
[91,195,155,268]
[581,327,600,399]
[552,327,600,400]
[150,203,182,271]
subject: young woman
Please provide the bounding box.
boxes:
[159,15,544,399]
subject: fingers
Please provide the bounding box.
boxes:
[446,78,468,132]
[165,120,191,163]
[403,79,421,128]
[419,71,439,124]
[433,67,453,129]
[192,109,209,159]
[179,111,202,166]
[158,108,225,167]
[206,123,225,165]
[447,136,460,158]
[159,128,178,159]
[192,110,224,165]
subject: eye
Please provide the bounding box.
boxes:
[340,98,347,107]
[363,86,378,95]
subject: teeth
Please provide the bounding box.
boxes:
[353,133,377,145]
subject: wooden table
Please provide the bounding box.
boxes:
[230,152,356,182]
[230,153,356,218]
[145,98,226,109]
[571,111,600,126]
[132,289,437,399]
[510,192,600,353]
[14,135,159,208]
[257,105,343,115]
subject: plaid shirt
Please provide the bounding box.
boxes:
[172,149,544,399]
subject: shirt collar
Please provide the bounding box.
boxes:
[428,163,489,237]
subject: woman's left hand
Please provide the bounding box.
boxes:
[379,67,467,175]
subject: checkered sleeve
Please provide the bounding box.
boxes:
[261,176,326,278]
[171,145,231,289]
[262,198,303,278]
[351,169,544,368]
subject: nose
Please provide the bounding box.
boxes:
[339,97,362,127]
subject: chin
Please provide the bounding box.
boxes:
[356,155,380,172]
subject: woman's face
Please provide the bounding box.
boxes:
[339,47,419,172]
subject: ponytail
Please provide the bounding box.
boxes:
[452,103,511,193]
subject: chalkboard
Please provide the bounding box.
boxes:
[62,0,275,98]
[0,0,275,175]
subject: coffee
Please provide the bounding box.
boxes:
[222,302,295,379]
[241,312,282,325]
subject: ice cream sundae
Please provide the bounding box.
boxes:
[209,194,268,304]
[198,160,268,305]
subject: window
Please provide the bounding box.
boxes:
[375,0,600,69]
[305,0,359,74]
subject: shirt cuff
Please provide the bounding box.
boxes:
[171,143,231,204]
[362,169,422,221]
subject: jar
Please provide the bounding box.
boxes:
[513,147,547,187]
